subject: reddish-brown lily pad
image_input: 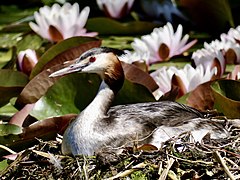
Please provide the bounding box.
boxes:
[0,69,28,107]
[30,36,102,79]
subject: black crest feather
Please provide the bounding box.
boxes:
[79,47,125,61]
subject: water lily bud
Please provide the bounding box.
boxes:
[17,49,39,75]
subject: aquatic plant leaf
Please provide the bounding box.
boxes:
[0,124,22,137]
[30,73,100,120]
[211,79,240,118]
[186,81,215,111]
[0,159,9,172]
[0,47,17,70]
[0,103,18,119]
[0,115,76,155]
[149,61,190,72]
[179,0,234,34]
[30,73,155,120]
[0,5,34,25]
[86,17,158,35]
[0,33,23,48]
[30,36,101,79]
[0,70,28,107]
[121,62,158,92]
[16,34,43,53]
[15,37,101,109]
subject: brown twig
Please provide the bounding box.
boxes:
[158,157,175,180]
[213,150,236,180]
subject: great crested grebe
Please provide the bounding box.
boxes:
[50,47,228,156]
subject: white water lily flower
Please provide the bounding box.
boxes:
[29,3,97,42]
[192,47,226,77]
[151,64,217,100]
[96,0,135,19]
[118,50,150,64]
[227,65,240,80]
[221,25,240,43]
[150,66,175,99]
[132,23,197,65]
[18,49,39,75]
[204,39,240,64]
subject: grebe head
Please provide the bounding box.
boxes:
[50,47,125,92]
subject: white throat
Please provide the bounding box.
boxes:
[79,80,114,122]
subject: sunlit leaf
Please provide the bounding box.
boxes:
[177,81,215,111]
[30,73,100,120]
[179,0,234,34]
[86,17,158,35]
[211,79,240,118]
[0,70,28,107]
[0,103,18,120]
[30,73,155,120]
[30,36,102,79]
[0,124,22,136]
[121,62,158,92]
[0,33,23,48]
[0,159,9,172]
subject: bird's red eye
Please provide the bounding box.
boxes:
[89,57,96,62]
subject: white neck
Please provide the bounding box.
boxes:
[78,80,115,124]
[62,80,116,155]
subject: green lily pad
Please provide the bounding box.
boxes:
[149,60,190,72]
[16,34,44,53]
[0,124,23,155]
[0,33,23,48]
[0,70,28,107]
[0,124,22,137]
[30,73,155,120]
[0,48,16,69]
[30,73,100,120]
[86,17,159,35]
[0,5,35,25]
[211,79,240,118]
[0,103,18,119]
[30,36,101,79]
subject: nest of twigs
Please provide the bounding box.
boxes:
[1,119,240,180]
